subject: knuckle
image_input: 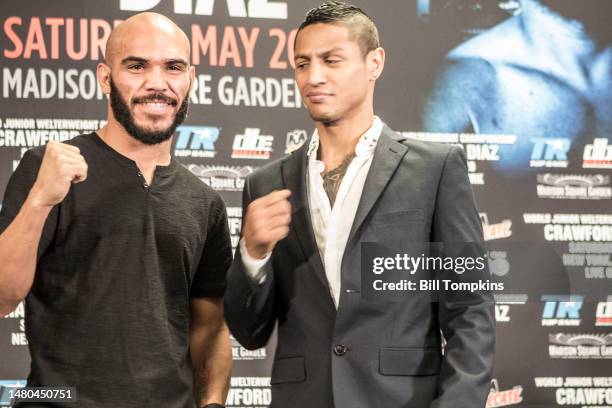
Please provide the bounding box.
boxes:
[63,144,79,154]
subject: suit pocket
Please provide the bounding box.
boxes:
[370,209,424,225]
[379,347,441,376]
[271,356,306,384]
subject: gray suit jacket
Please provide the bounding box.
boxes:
[224,125,495,408]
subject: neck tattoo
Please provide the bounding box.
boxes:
[321,152,356,208]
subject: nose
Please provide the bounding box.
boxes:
[307,61,326,87]
[143,66,167,91]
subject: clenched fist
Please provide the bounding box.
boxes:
[29,141,88,207]
[243,189,292,259]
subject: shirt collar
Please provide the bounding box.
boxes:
[307,116,384,160]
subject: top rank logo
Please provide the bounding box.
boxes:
[530,138,570,168]
[541,295,583,326]
[174,126,219,158]
[232,128,274,159]
[486,379,523,408]
[583,138,612,169]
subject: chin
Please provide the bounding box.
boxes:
[308,109,336,124]
[136,119,173,132]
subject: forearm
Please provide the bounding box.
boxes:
[224,257,276,350]
[191,322,232,406]
[0,192,51,315]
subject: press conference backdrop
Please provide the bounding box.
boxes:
[1,1,611,407]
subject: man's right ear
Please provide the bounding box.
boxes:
[97,63,111,95]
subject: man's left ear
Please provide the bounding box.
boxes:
[368,47,385,81]
[189,65,196,92]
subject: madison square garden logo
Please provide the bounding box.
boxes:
[186,165,254,192]
[548,333,612,359]
[536,173,612,199]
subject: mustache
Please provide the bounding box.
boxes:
[132,93,178,106]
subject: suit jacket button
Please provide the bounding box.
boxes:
[333,344,348,356]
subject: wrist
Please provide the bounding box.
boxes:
[26,185,54,211]
[243,238,267,260]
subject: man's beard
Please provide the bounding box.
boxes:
[109,79,189,145]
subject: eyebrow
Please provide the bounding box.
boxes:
[120,56,189,66]
[166,58,189,67]
[294,47,345,61]
[121,56,148,65]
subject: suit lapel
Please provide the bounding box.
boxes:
[346,126,409,247]
[281,144,329,290]
[279,126,409,301]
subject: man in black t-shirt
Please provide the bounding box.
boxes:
[0,13,232,408]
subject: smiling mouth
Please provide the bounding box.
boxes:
[133,93,178,107]
[133,97,178,115]
[140,101,172,109]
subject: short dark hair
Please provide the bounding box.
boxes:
[296,1,380,57]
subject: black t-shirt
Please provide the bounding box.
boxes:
[0,133,233,407]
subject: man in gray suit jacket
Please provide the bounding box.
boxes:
[224,2,495,407]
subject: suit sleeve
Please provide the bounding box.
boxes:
[430,146,495,408]
[224,175,277,350]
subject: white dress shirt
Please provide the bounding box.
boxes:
[240,117,383,308]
